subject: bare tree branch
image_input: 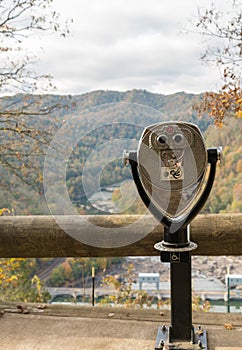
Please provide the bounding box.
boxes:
[0,1,72,188]
[191,0,242,126]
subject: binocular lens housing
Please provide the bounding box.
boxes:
[137,122,207,219]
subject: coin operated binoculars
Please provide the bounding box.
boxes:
[124,122,222,350]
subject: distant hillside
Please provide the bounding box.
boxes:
[1,89,209,130]
[74,90,210,128]
[1,89,241,215]
[203,118,242,213]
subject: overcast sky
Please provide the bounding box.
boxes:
[33,0,228,95]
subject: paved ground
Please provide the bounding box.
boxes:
[0,303,241,350]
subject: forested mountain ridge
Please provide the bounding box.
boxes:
[1,89,207,129]
[0,89,240,215]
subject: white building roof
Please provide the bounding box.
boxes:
[138,273,159,278]
[226,274,242,279]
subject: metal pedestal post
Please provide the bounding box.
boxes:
[154,228,208,350]
[170,255,192,341]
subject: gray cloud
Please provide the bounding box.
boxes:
[32,0,225,95]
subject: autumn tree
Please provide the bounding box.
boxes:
[0,0,71,302]
[0,0,72,190]
[0,257,51,302]
[193,0,242,127]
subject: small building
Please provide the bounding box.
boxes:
[138,273,160,291]
[226,274,242,288]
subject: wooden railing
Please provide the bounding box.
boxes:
[0,214,241,257]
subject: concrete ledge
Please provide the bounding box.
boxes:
[0,303,241,349]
